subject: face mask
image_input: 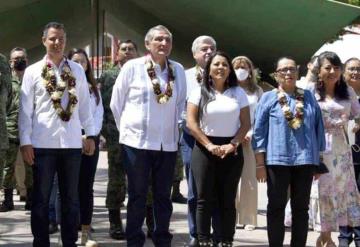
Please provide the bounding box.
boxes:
[235,68,249,81]
[13,59,27,71]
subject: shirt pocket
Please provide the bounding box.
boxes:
[127,79,148,105]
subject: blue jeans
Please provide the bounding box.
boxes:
[31,148,81,247]
[122,145,177,247]
[49,174,60,224]
[179,130,197,238]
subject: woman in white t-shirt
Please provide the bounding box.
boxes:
[187,51,251,246]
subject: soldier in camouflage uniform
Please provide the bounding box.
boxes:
[99,40,138,240]
[0,47,31,212]
[0,54,10,204]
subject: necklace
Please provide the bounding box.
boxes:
[41,59,77,122]
[146,57,175,104]
[276,87,305,129]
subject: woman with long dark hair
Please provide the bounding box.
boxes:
[68,48,103,246]
[315,52,360,247]
[187,51,251,246]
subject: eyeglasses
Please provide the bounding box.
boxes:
[276,67,297,74]
[346,67,360,72]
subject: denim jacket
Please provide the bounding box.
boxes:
[252,89,325,166]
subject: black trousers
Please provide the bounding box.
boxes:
[191,136,243,242]
[266,165,314,247]
[78,136,100,225]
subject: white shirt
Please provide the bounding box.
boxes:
[296,77,316,94]
[188,86,249,137]
[110,56,186,152]
[89,89,104,135]
[19,56,95,148]
[185,66,202,98]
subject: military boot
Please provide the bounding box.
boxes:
[0,189,14,212]
[145,205,154,238]
[171,181,187,204]
[108,209,125,240]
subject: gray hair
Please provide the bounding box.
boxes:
[191,35,216,54]
[42,22,66,38]
[10,47,27,59]
[144,25,172,43]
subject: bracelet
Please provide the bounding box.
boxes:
[256,166,265,169]
[230,139,240,148]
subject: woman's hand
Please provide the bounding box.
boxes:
[256,165,266,183]
[243,134,251,144]
[219,144,236,158]
[206,143,224,157]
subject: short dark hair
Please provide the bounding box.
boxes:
[119,40,138,51]
[9,47,27,59]
[43,22,66,38]
[274,56,297,71]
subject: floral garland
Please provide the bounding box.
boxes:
[146,57,175,104]
[41,59,77,122]
[276,87,305,129]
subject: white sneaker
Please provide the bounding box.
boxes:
[80,227,98,247]
[244,225,256,231]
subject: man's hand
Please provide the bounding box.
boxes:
[83,139,95,156]
[20,145,34,166]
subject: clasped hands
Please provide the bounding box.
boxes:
[206,143,236,159]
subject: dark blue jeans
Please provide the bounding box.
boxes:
[31,148,81,247]
[49,174,60,224]
[338,165,360,246]
[122,145,177,247]
[79,136,100,225]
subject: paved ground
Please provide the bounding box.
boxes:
[0,151,352,246]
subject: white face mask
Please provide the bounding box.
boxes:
[235,68,249,81]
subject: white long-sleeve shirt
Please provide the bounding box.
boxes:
[19,56,95,148]
[110,56,186,152]
[89,90,104,135]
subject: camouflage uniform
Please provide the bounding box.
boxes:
[0,54,10,188]
[98,66,127,209]
[2,75,32,190]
